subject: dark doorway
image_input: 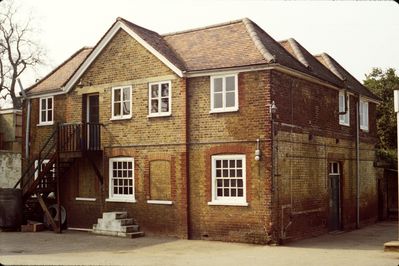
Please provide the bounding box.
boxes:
[86,94,99,149]
[378,178,386,220]
[328,162,341,231]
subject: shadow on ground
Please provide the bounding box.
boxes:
[0,230,178,256]
[0,221,398,257]
[285,221,398,251]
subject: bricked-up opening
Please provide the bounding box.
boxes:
[149,160,172,200]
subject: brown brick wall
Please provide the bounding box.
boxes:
[271,70,378,242]
[103,146,187,238]
[187,70,273,244]
[22,28,379,244]
[81,29,173,86]
[25,95,67,161]
[271,70,377,142]
[24,27,188,238]
[275,131,377,242]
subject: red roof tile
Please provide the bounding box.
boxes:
[279,38,343,87]
[315,53,379,100]
[27,47,92,95]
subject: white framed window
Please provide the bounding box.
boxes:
[360,99,369,131]
[329,161,340,176]
[339,91,349,126]
[208,154,248,206]
[111,86,132,120]
[107,157,135,202]
[148,81,172,117]
[39,96,54,125]
[210,74,238,113]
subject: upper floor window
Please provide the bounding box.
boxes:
[210,74,238,113]
[111,86,132,120]
[339,91,349,126]
[148,81,171,117]
[360,99,369,131]
[39,96,54,125]
[208,154,248,206]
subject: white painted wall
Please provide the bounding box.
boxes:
[0,151,21,188]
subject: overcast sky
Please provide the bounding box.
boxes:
[11,0,399,90]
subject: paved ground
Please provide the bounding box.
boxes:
[0,222,398,266]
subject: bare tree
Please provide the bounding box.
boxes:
[0,0,44,108]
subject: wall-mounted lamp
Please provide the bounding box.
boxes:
[255,138,261,161]
[270,101,277,114]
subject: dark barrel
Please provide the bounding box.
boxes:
[0,188,23,228]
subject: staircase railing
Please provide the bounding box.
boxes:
[13,122,102,233]
[14,127,58,191]
[14,122,102,195]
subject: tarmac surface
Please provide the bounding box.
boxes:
[0,221,398,266]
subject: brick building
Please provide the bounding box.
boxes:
[20,18,379,244]
[0,108,22,151]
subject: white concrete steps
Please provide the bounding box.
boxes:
[92,212,144,239]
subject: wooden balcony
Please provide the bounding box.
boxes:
[59,123,102,156]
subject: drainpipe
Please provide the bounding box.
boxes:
[185,77,191,239]
[18,79,30,161]
[393,90,399,240]
[270,100,277,242]
[355,94,360,229]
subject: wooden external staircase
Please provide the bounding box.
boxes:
[14,122,102,233]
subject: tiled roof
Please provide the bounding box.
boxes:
[248,21,311,74]
[279,38,343,87]
[27,47,93,95]
[28,17,378,101]
[163,19,267,71]
[162,18,311,74]
[315,53,379,100]
[118,18,186,71]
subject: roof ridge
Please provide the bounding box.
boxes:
[287,38,310,68]
[26,47,93,92]
[278,38,290,43]
[318,53,345,80]
[242,18,275,63]
[162,18,245,36]
[118,17,161,35]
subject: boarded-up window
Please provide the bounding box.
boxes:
[78,163,97,198]
[149,160,171,200]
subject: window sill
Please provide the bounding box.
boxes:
[110,116,132,121]
[147,200,173,205]
[209,108,239,114]
[360,127,369,132]
[37,122,54,127]
[75,197,96,202]
[339,122,350,127]
[147,113,171,118]
[105,198,136,203]
[207,201,248,206]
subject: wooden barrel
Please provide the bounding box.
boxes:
[0,188,23,228]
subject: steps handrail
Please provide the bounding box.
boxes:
[14,127,58,189]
